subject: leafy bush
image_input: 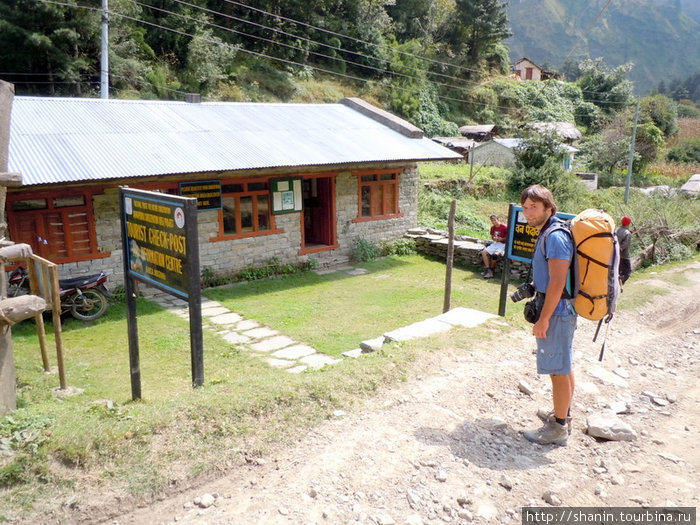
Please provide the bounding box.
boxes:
[508,157,568,193]
[653,239,694,265]
[640,94,679,137]
[379,238,417,256]
[513,131,566,170]
[352,238,381,262]
[667,138,700,164]
[676,101,700,118]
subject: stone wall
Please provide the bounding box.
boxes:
[406,227,531,280]
[55,166,419,284]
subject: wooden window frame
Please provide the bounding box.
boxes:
[211,179,282,241]
[6,189,108,263]
[352,169,403,223]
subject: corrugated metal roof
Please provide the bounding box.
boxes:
[8,97,461,186]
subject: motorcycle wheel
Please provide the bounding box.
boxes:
[70,289,109,321]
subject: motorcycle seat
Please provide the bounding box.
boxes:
[59,273,104,288]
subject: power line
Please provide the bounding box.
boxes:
[116,0,631,111]
[125,0,481,93]
[35,0,634,115]
[132,0,634,105]
[221,0,483,76]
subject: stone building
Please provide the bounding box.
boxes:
[6,96,460,283]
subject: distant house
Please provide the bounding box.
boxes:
[528,121,583,144]
[432,137,475,158]
[470,138,578,170]
[511,58,558,81]
[458,124,497,141]
[470,139,522,168]
[6,96,461,282]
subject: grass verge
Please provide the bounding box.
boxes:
[1,254,516,521]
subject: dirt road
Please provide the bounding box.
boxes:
[105,263,699,524]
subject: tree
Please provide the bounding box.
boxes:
[0,0,100,95]
[640,94,678,137]
[633,122,664,171]
[513,131,566,171]
[578,130,631,176]
[445,0,511,72]
[386,0,433,42]
[576,58,635,114]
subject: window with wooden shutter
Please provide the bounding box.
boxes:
[354,170,402,222]
[7,191,102,263]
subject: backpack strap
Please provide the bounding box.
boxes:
[539,218,575,300]
[577,232,615,269]
[575,232,616,316]
[593,312,614,361]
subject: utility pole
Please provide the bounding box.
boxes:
[101,0,109,99]
[624,99,640,204]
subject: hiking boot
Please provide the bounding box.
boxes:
[523,420,568,445]
[536,408,573,435]
[483,269,493,279]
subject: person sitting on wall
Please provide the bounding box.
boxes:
[481,214,508,279]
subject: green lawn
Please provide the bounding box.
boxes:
[2,253,515,518]
[204,254,506,356]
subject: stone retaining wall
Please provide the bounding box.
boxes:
[405,227,531,280]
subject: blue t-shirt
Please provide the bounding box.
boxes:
[532,219,576,317]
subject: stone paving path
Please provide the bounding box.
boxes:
[140,265,499,374]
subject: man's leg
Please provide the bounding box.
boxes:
[524,315,575,445]
[524,376,570,444]
[481,249,490,269]
[568,373,575,412]
[551,373,573,420]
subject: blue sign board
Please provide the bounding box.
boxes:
[507,206,575,264]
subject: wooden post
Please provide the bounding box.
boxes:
[443,199,457,313]
[0,80,16,415]
[48,265,66,389]
[26,259,50,371]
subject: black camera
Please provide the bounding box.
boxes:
[510,282,535,302]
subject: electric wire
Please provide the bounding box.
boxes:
[128,0,634,103]
[114,0,632,109]
[33,0,635,114]
[220,0,483,75]
[125,0,483,93]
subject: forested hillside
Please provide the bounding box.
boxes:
[1,0,699,178]
[506,0,700,96]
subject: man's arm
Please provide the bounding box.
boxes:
[533,258,569,339]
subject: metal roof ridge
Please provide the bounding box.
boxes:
[14,95,341,108]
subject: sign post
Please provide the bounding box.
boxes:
[498,205,574,317]
[120,188,202,400]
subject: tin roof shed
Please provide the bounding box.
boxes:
[8,96,461,187]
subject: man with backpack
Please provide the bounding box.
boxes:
[520,185,577,445]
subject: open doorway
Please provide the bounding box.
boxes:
[301,176,336,252]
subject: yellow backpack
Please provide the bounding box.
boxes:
[542,209,620,359]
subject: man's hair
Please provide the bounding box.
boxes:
[490,214,499,220]
[520,184,557,215]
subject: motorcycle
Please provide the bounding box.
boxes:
[8,266,114,321]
